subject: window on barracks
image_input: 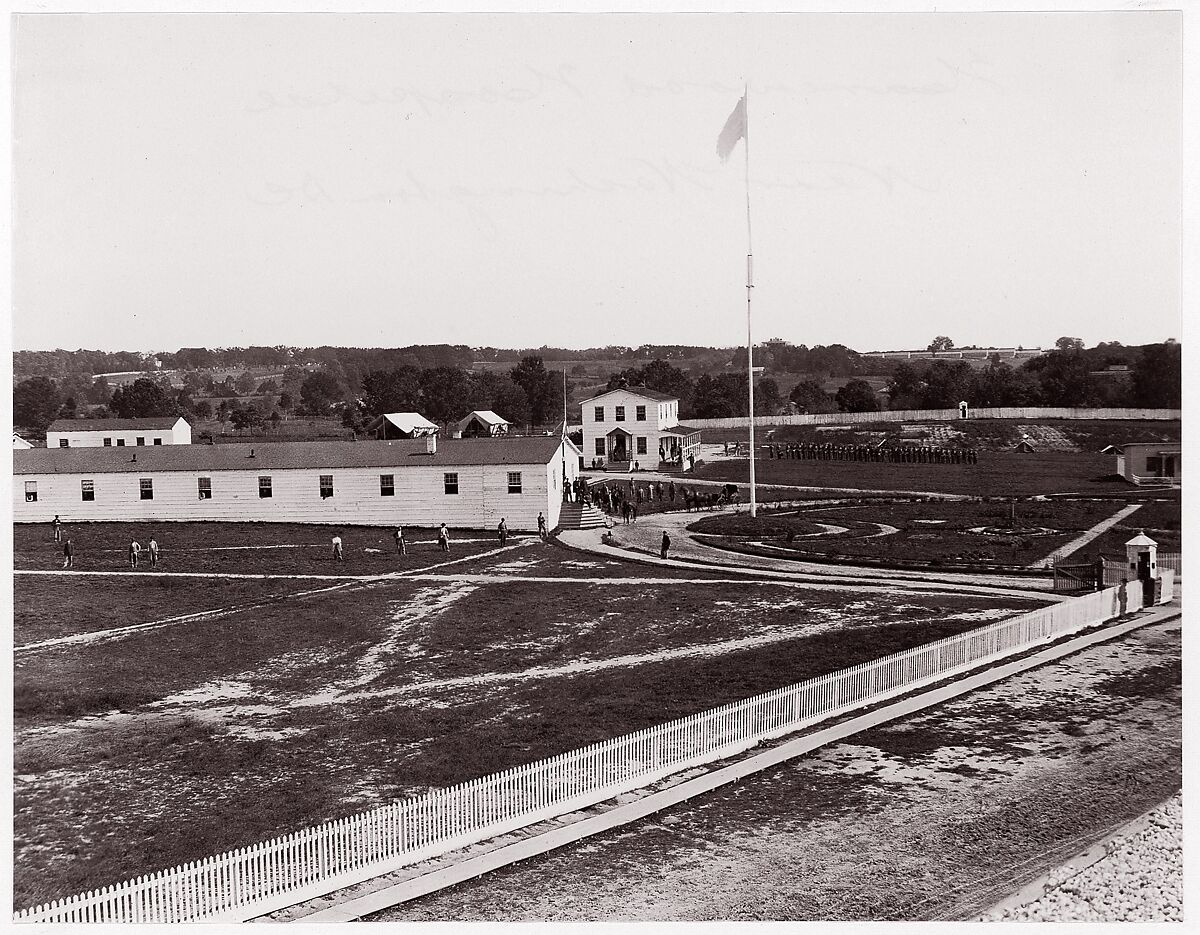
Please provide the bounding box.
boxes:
[636,437,647,455]
[140,478,154,500]
[259,476,273,498]
[508,471,522,494]
[1146,457,1163,473]
[380,474,395,496]
[444,472,459,495]
[198,477,212,500]
[153,438,163,445]
[595,438,605,455]
[81,480,95,502]
[116,439,126,447]
[24,481,37,502]
[136,437,145,446]
[615,406,625,421]
[58,438,69,448]
[636,405,646,421]
[319,475,334,499]
[103,438,112,446]
[594,406,604,422]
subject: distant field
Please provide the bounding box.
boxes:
[693,451,1136,498]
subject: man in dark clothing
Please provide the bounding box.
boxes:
[62,537,74,569]
[498,518,508,546]
[52,515,62,543]
[660,530,671,558]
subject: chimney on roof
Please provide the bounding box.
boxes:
[425,433,437,455]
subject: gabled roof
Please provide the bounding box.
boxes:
[367,412,439,433]
[456,410,510,427]
[580,385,677,404]
[14,437,569,475]
[47,417,185,432]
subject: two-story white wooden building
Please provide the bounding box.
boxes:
[46,416,192,449]
[14,435,582,531]
[581,386,702,471]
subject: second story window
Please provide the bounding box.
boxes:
[636,405,646,421]
[615,406,625,422]
[594,406,604,422]
[319,475,334,499]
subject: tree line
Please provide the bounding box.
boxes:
[13,355,569,437]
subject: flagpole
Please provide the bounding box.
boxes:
[744,84,757,518]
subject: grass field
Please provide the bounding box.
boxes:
[15,522,510,575]
[693,451,1138,498]
[11,522,1042,909]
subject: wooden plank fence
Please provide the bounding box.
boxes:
[14,584,1152,923]
[685,407,1181,431]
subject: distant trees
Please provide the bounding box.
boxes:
[298,372,345,415]
[13,377,62,432]
[788,379,835,414]
[192,400,213,421]
[1132,341,1182,407]
[361,366,423,418]
[234,371,257,396]
[109,378,179,419]
[606,359,694,408]
[510,356,566,428]
[1055,336,1085,352]
[926,336,955,354]
[834,380,881,413]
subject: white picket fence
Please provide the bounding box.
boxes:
[687,407,1182,431]
[15,585,1151,923]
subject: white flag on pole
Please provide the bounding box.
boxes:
[717,94,747,163]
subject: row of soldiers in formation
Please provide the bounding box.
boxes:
[765,442,979,465]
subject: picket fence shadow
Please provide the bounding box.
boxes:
[15,584,1152,923]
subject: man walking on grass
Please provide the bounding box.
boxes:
[62,537,74,569]
[438,523,451,552]
[129,538,141,569]
[332,533,344,561]
[498,518,508,546]
[52,514,62,543]
[537,512,547,542]
[148,536,160,568]
[660,530,671,559]
[394,526,407,556]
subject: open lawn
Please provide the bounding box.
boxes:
[15,521,511,575]
[12,548,1039,909]
[1060,497,1182,563]
[688,499,1131,567]
[694,451,1130,498]
[701,419,1180,453]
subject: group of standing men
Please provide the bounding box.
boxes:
[766,442,978,465]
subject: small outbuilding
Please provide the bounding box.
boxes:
[1110,442,1181,486]
[13,433,34,450]
[366,412,440,440]
[1013,436,1036,453]
[454,410,511,438]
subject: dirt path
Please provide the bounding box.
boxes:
[1028,502,1144,568]
[369,618,1181,922]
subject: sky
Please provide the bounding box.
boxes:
[10,9,1185,354]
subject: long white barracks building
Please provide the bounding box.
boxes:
[14,435,581,532]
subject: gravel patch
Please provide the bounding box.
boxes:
[983,793,1182,922]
